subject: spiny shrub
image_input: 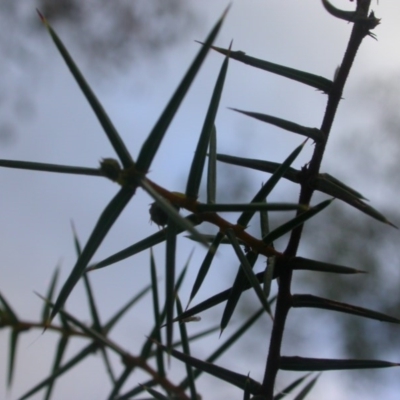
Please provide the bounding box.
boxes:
[1,1,398,399]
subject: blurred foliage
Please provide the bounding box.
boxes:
[2,0,196,70]
[0,0,197,143]
[33,0,197,70]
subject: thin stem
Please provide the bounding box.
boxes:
[0,319,189,399]
[145,177,282,258]
[260,1,375,397]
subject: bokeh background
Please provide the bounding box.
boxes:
[1,1,400,399]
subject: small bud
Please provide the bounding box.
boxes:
[100,158,121,182]
[149,202,169,228]
[149,200,181,228]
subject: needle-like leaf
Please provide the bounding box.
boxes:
[220,251,258,332]
[107,366,134,400]
[197,202,306,213]
[208,44,333,93]
[87,214,201,272]
[315,173,367,200]
[117,379,157,400]
[292,294,400,323]
[207,125,217,204]
[180,307,267,389]
[154,340,262,394]
[140,263,189,360]
[38,11,134,168]
[71,225,104,335]
[177,274,276,323]
[43,335,69,400]
[50,186,135,323]
[186,232,245,245]
[215,154,396,227]
[186,44,230,199]
[216,153,300,184]
[0,159,102,177]
[243,375,251,400]
[176,296,198,400]
[260,197,271,238]
[288,257,365,274]
[150,249,165,378]
[136,6,229,173]
[8,330,19,387]
[82,262,116,383]
[0,292,19,323]
[237,141,305,228]
[262,199,333,245]
[273,373,311,400]
[230,108,324,142]
[263,257,275,300]
[41,266,60,325]
[142,385,170,400]
[292,373,321,400]
[225,229,271,316]
[280,356,400,371]
[188,231,224,305]
[165,220,178,355]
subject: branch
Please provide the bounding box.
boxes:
[259,1,377,397]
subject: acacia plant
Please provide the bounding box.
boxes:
[1,1,399,399]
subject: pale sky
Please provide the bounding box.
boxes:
[1,2,400,399]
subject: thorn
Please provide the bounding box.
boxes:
[36,9,45,22]
[387,220,398,229]
[34,291,51,332]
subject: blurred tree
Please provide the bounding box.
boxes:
[0,0,197,143]
[33,0,196,70]
[279,74,400,394]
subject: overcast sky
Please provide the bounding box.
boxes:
[1,1,400,399]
